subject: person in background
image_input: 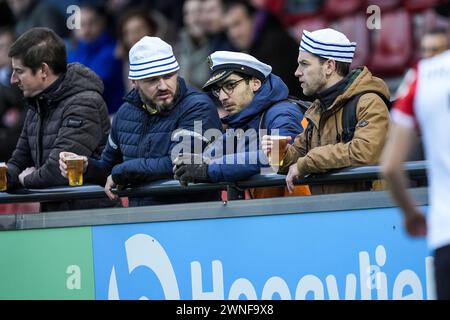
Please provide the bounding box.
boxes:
[381,46,450,300]
[60,36,223,207]
[67,3,125,115]
[394,28,449,162]
[117,6,158,92]
[176,0,211,89]
[0,27,26,162]
[222,0,301,97]
[7,0,68,37]
[6,28,117,212]
[420,28,449,59]
[199,0,235,52]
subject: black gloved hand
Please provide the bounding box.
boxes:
[173,163,210,186]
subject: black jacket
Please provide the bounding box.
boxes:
[7,63,117,211]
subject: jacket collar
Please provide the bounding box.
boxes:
[317,72,352,112]
[221,74,289,128]
[27,73,65,110]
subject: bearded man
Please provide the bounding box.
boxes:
[59,36,222,206]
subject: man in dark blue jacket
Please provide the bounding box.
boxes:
[173,51,305,185]
[60,36,222,206]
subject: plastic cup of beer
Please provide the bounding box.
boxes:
[268,136,289,167]
[65,155,84,186]
[0,162,7,192]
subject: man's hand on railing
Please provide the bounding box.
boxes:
[286,163,301,194]
[104,175,120,200]
[59,152,88,178]
[173,154,210,186]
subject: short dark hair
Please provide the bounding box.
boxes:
[223,0,256,15]
[8,27,67,75]
[318,56,350,77]
[424,27,449,37]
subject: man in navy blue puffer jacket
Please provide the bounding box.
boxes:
[173,51,305,186]
[60,37,222,206]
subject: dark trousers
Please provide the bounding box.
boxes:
[434,244,450,300]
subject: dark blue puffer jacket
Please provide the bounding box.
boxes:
[86,77,223,206]
[207,74,304,182]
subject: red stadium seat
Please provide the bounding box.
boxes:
[403,0,442,12]
[332,14,370,68]
[286,15,328,43]
[365,0,401,11]
[322,0,362,19]
[369,9,414,76]
[251,0,285,16]
[282,0,324,25]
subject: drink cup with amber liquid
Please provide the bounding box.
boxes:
[268,136,289,167]
[0,162,7,192]
[65,156,84,186]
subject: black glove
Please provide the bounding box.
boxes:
[173,163,210,186]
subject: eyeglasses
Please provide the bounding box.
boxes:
[211,78,248,98]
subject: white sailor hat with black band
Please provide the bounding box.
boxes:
[299,28,356,64]
[203,51,272,90]
[128,36,180,80]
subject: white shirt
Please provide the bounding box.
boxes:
[392,50,450,250]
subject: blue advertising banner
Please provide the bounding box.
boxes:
[92,207,432,300]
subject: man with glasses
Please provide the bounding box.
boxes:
[59,36,222,206]
[262,28,391,195]
[173,51,305,193]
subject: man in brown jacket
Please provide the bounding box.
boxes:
[262,28,390,194]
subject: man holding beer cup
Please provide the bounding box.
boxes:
[262,28,390,195]
[60,36,222,206]
[173,51,307,199]
[5,28,115,211]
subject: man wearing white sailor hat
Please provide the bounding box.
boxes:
[262,28,391,195]
[128,36,182,113]
[174,50,306,191]
[59,36,222,206]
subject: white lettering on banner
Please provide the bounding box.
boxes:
[107,236,432,300]
[425,256,436,300]
[66,265,81,290]
[191,260,224,299]
[228,278,258,300]
[295,275,324,299]
[261,276,292,300]
[325,274,357,300]
[108,234,180,300]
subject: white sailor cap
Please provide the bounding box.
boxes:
[128,36,180,80]
[203,51,272,90]
[299,28,356,64]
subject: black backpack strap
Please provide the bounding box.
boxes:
[258,98,311,131]
[341,91,391,143]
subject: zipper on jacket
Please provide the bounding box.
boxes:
[138,112,151,157]
[35,99,44,168]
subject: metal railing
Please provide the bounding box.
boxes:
[0,161,427,204]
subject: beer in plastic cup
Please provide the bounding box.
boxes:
[0,162,7,192]
[65,156,84,186]
[268,136,289,167]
